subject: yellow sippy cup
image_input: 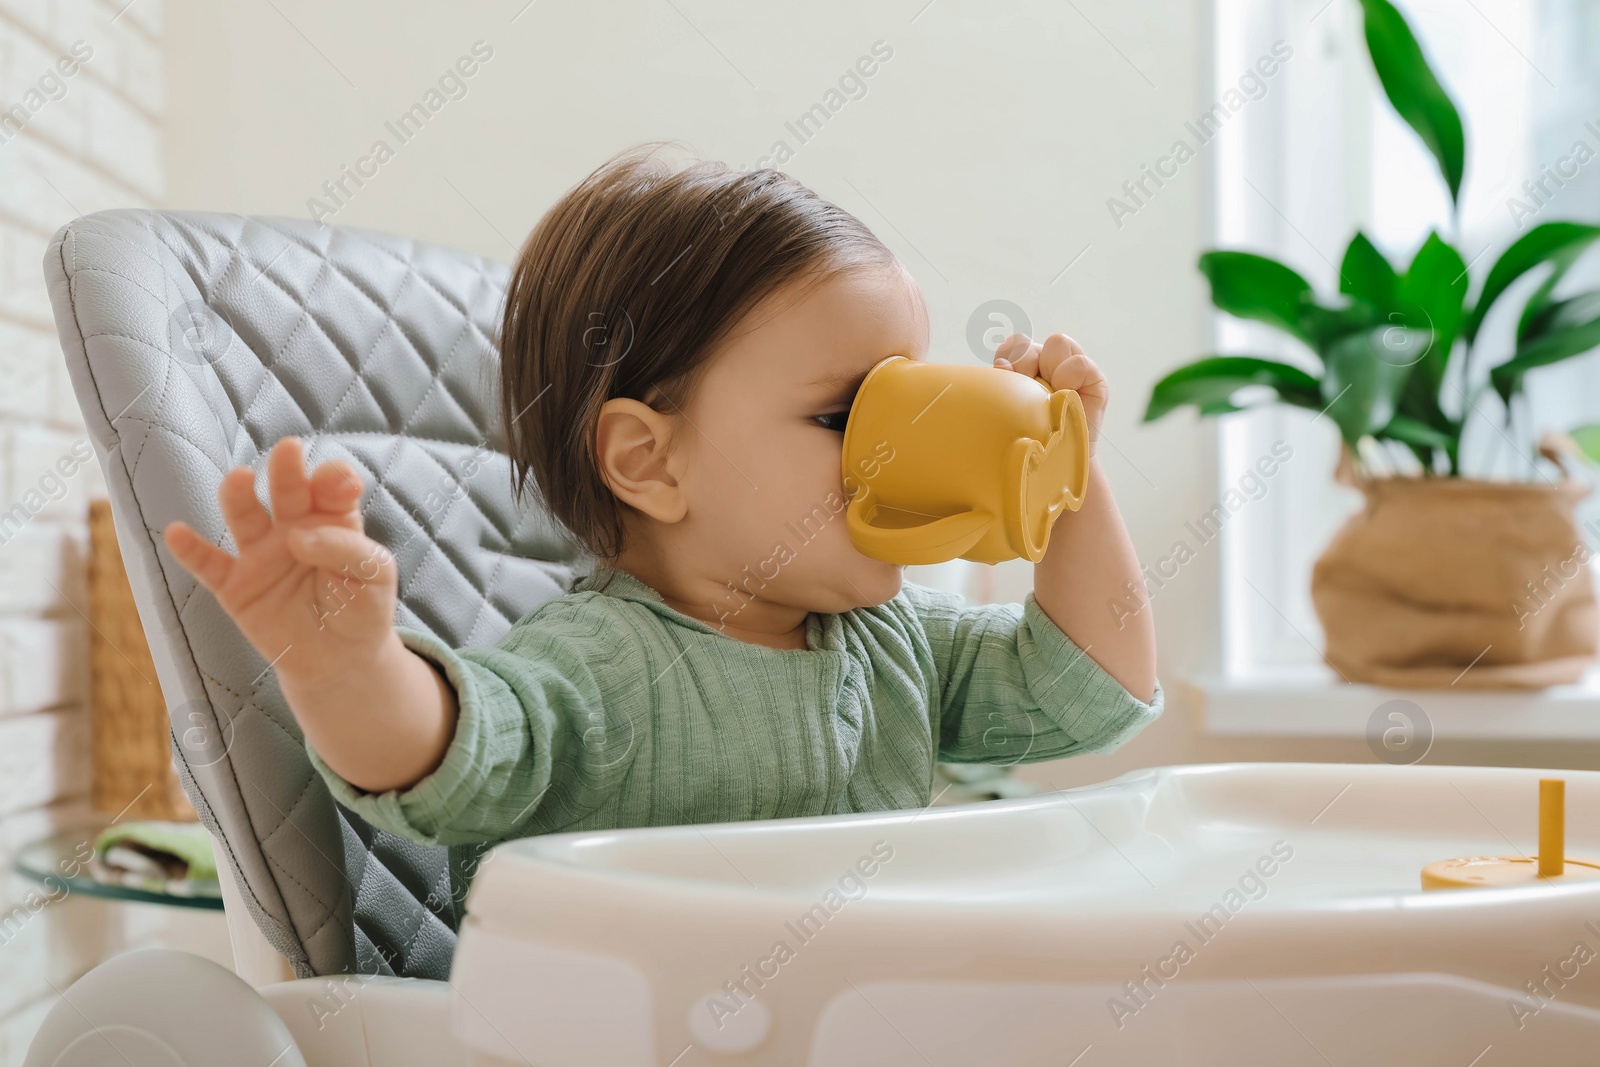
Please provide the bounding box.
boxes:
[839,355,1090,566]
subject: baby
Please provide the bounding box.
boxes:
[161,147,1162,865]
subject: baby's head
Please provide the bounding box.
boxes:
[499,147,929,629]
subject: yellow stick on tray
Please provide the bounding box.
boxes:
[1421,777,1600,889]
[1540,778,1565,878]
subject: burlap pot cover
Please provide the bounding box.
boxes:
[1310,453,1598,689]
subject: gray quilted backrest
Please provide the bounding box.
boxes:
[42,210,592,980]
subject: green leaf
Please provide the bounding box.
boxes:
[1518,246,1588,343]
[1143,356,1323,422]
[1322,327,1429,445]
[1198,252,1314,344]
[1300,300,1381,352]
[1394,231,1468,387]
[1377,413,1457,452]
[1392,364,1455,452]
[1528,291,1600,338]
[1464,222,1600,342]
[1572,423,1600,464]
[1490,311,1600,403]
[1340,232,1399,308]
[1358,0,1465,204]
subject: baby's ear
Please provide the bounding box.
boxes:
[594,398,689,524]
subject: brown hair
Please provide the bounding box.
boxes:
[498,144,895,566]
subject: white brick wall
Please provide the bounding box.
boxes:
[0,2,221,1060]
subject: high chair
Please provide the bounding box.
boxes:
[25,210,1600,1066]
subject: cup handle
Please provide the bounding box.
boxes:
[845,492,995,566]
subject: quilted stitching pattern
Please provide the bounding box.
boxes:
[42,210,592,979]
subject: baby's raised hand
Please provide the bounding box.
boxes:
[994,332,1108,457]
[162,437,398,687]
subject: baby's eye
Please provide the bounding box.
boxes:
[814,411,851,433]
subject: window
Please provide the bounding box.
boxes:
[1213,0,1600,677]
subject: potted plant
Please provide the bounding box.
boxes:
[1144,0,1600,688]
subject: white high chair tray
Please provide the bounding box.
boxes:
[436,761,1600,1065]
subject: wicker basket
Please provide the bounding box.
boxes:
[88,497,195,821]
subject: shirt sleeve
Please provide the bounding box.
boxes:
[899,581,1163,764]
[304,604,641,847]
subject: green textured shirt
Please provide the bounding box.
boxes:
[307,565,1163,850]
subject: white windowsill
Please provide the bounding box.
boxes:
[1191,666,1600,741]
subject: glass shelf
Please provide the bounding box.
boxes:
[13,825,225,911]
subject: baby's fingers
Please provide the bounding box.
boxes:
[163,521,237,594]
[218,467,273,547]
[1047,352,1104,394]
[309,460,365,529]
[285,526,395,588]
[992,337,1043,383]
[267,437,314,525]
[1037,333,1090,386]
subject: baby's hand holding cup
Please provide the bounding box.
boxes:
[992,331,1107,456]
